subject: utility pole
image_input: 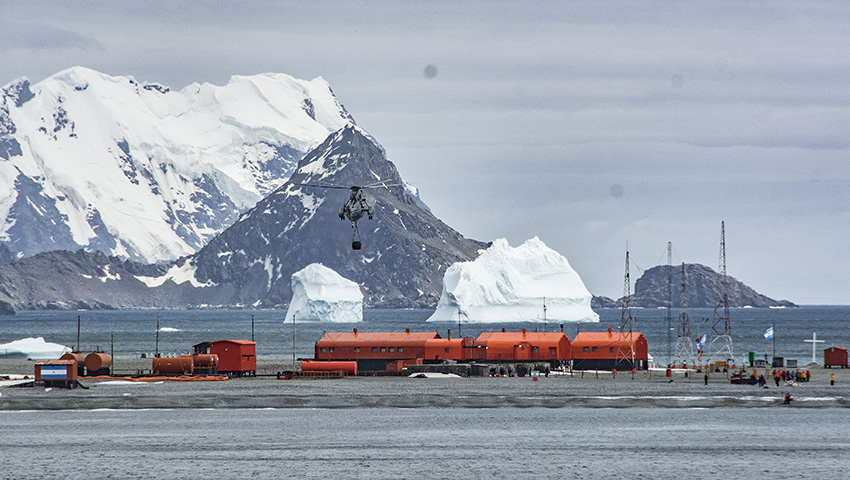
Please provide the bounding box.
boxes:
[666,242,672,366]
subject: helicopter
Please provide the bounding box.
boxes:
[297,180,401,250]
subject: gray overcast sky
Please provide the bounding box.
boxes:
[2,1,848,304]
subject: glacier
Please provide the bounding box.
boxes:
[0,67,353,263]
[0,337,72,359]
[426,237,599,323]
[284,263,363,323]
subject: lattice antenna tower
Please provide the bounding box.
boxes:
[674,262,695,365]
[617,247,636,368]
[666,242,673,366]
[709,221,734,362]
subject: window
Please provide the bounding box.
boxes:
[583,347,589,352]
[329,347,334,353]
[398,347,403,353]
[372,347,378,353]
[444,347,450,353]
[592,347,598,352]
[380,347,387,353]
[320,347,326,353]
[609,347,614,353]
[389,347,395,353]
[533,347,539,352]
[354,347,360,353]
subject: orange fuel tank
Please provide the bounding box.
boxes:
[190,353,219,369]
[153,356,194,375]
[301,360,358,376]
[85,352,112,372]
[60,352,87,376]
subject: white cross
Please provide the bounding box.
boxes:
[803,332,825,365]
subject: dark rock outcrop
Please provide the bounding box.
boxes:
[187,125,487,308]
[626,263,796,308]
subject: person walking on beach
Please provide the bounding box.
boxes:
[831,373,835,386]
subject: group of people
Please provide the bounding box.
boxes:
[772,369,811,386]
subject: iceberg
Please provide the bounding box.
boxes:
[0,337,72,359]
[427,237,599,323]
[284,263,363,323]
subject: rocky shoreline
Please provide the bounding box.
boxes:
[2,358,849,410]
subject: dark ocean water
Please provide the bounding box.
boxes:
[1,407,848,479]
[1,306,848,365]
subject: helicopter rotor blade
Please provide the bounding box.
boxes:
[360,181,404,189]
[296,182,353,190]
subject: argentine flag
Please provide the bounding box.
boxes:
[764,326,774,339]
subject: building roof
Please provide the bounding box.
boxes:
[316,331,441,347]
[477,331,569,345]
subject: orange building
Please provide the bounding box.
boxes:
[315,328,441,371]
[571,328,649,371]
[824,346,848,368]
[424,337,481,362]
[476,328,571,363]
[207,340,256,376]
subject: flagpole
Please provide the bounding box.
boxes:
[772,322,775,365]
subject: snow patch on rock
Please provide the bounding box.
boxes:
[427,237,599,323]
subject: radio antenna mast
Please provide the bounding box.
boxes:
[709,221,734,364]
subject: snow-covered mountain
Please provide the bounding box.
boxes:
[0,67,353,263]
[0,125,488,310]
[186,125,488,308]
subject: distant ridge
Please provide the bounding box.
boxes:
[592,263,796,309]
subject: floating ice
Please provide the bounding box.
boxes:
[284,263,363,323]
[427,237,599,323]
[0,337,72,359]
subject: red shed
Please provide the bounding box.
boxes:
[824,346,848,368]
[476,329,571,363]
[571,328,649,371]
[208,340,256,376]
[35,359,79,388]
[314,329,441,371]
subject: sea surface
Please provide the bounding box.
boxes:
[1,306,848,365]
[2,308,849,478]
[1,407,847,479]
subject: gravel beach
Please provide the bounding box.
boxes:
[2,358,849,410]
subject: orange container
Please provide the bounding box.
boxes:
[35,360,79,381]
[301,360,358,376]
[191,353,219,369]
[153,356,194,375]
[85,352,112,372]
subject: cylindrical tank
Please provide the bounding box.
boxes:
[60,352,85,364]
[153,356,194,375]
[301,360,358,376]
[85,352,112,372]
[60,352,86,376]
[190,353,219,369]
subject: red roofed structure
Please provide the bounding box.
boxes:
[476,329,571,362]
[571,328,648,371]
[315,329,442,370]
